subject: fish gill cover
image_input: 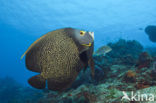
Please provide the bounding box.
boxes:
[0,0,156,103]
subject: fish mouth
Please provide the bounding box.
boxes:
[89,32,94,40]
[82,43,92,47]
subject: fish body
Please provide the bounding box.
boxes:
[22,28,94,91]
[94,45,112,56]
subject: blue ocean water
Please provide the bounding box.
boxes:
[0,0,156,100]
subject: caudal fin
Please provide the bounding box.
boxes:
[28,75,46,89]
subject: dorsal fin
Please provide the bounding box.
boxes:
[20,34,47,60]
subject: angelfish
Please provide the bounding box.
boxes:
[21,28,95,91]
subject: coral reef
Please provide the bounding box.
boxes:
[136,52,153,70]
[1,39,156,103]
[124,70,136,83]
[94,39,143,70]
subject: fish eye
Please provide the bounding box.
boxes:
[80,31,85,36]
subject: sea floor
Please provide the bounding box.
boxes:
[1,39,156,103]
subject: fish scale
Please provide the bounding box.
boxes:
[40,33,81,79]
[26,30,82,89]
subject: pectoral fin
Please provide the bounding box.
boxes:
[89,57,95,78]
[79,51,89,72]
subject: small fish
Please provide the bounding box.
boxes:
[94,45,112,56]
[138,28,143,30]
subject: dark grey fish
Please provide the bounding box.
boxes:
[21,28,95,91]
